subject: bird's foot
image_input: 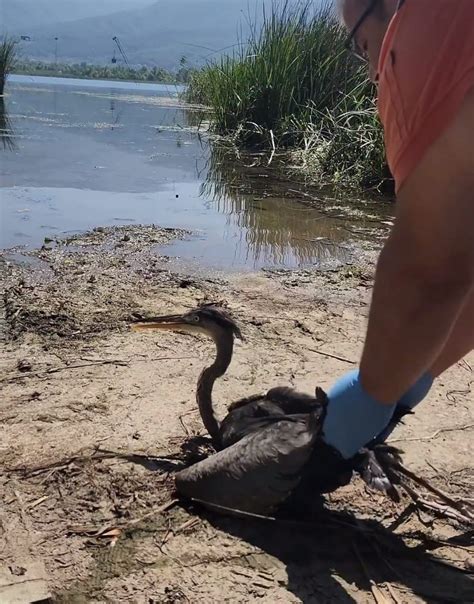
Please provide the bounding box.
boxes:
[354,447,401,502]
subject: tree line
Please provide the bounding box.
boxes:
[13,59,194,84]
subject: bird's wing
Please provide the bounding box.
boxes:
[175,415,320,515]
[220,400,287,447]
[227,392,268,412]
[286,439,354,502]
[227,386,327,415]
[267,386,327,414]
[222,387,327,448]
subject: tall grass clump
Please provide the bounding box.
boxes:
[291,82,389,190]
[0,37,17,95]
[187,1,360,141]
[187,1,389,190]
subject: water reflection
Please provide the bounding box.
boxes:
[201,143,352,268]
[0,97,16,151]
[1,78,387,270]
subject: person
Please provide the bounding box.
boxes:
[322,0,474,459]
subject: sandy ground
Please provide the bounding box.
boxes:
[0,226,473,603]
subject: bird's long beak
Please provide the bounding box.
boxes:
[131,314,189,332]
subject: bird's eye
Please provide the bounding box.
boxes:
[192,315,200,323]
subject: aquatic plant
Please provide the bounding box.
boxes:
[0,37,17,95]
[0,96,16,150]
[186,1,389,191]
[290,84,390,191]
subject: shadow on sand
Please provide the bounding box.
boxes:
[198,506,473,603]
[98,440,473,603]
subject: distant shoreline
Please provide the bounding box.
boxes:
[11,59,192,87]
[11,70,177,86]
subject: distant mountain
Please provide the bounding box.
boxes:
[3,0,321,70]
[1,0,154,31]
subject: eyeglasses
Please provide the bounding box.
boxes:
[345,0,378,62]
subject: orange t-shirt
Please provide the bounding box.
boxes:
[377,0,474,193]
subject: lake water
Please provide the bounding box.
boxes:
[1,75,389,270]
[7,74,186,94]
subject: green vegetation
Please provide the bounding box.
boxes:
[291,85,390,190]
[187,2,389,191]
[1,37,18,95]
[0,96,16,151]
[13,59,194,85]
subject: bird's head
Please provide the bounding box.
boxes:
[131,303,243,342]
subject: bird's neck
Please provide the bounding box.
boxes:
[196,330,233,448]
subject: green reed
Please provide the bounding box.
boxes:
[187,1,389,191]
[0,37,17,95]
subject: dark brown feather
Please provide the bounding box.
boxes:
[176,412,323,514]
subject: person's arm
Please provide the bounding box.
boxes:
[429,287,474,378]
[323,90,474,459]
[360,90,474,403]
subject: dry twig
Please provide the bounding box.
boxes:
[306,347,356,364]
[7,448,118,476]
[446,380,473,403]
[396,464,473,517]
[1,356,196,383]
[389,423,474,443]
[179,414,191,437]
[399,482,473,526]
[27,495,52,510]
[45,359,129,374]
[13,490,29,530]
[352,542,391,604]
[385,583,401,604]
[388,460,474,523]
[127,498,178,527]
[69,499,178,545]
[175,518,201,534]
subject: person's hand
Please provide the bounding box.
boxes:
[396,372,433,410]
[322,369,396,459]
[371,371,434,444]
[323,370,435,458]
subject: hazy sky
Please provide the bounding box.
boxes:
[2,0,329,68]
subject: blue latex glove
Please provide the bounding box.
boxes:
[396,371,433,410]
[372,371,434,444]
[323,369,396,459]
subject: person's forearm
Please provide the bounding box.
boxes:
[429,286,474,377]
[360,234,473,404]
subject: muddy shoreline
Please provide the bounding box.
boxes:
[1,226,473,603]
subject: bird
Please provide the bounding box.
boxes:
[132,304,401,515]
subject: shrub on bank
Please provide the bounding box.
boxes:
[291,86,390,191]
[186,1,390,191]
